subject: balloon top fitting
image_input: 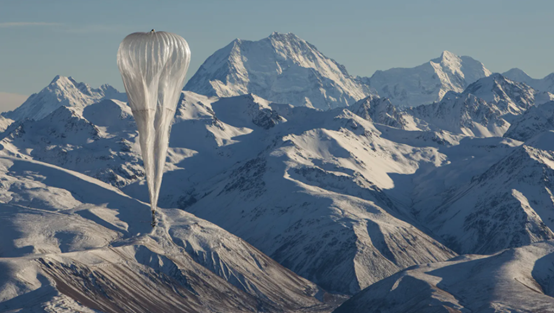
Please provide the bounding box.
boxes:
[150,29,155,33]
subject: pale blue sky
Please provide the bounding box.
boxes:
[0,0,553,100]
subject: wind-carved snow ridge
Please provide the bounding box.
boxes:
[185,32,375,110]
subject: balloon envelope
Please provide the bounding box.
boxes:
[117,31,191,225]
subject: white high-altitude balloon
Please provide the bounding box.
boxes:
[117,30,191,226]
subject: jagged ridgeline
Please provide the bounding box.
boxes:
[1,32,554,312]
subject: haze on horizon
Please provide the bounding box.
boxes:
[0,0,552,111]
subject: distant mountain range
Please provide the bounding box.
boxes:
[504,68,554,93]
[1,32,554,312]
[185,32,554,110]
[366,50,491,108]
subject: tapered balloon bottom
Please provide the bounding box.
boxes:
[151,210,156,228]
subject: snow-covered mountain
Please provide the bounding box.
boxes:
[186,33,554,117]
[4,75,126,121]
[334,241,554,313]
[0,83,456,297]
[0,99,143,188]
[403,74,554,139]
[504,101,554,141]
[3,40,554,310]
[414,138,554,254]
[463,73,553,116]
[347,95,418,130]
[0,156,337,312]
[504,68,554,93]
[409,92,509,137]
[185,32,373,110]
[4,74,554,295]
[163,95,456,294]
[367,50,492,108]
[185,33,554,118]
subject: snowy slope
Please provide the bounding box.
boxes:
[0,100,143,188]
[153,95,457,294]
[463,73,550,116]
[404,74,551,139]
[185,32,373,110]
[0,116,13,133]
[0,88,457,296]
[4,75,536,297]
[334,241,554,313]
[409,136,523,211]
[414,137,554,254]
[0,156,336,312]
[4,58,554,310]
[346,95,419,130]
[504,68,554,93]
[409,92,509,138]
[504,101,554,141]
[368,51,491,108]
[4,76,126,121]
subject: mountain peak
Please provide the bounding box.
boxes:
[503,68,533,85]
[463,73,537,115]
[185,33,371,109]
[48,75,101,98]
[268,32,302,41]
[370,51,491,108]
[50,74,64,83]
[4,75,125,121]
[485,72,508,83]
[348,94,411,129]
[50,75,77,87]
[432,50,461,66]
[505,68,529,76]
[439,50,460,61]
[503,68,554,94]
[466,73,519,91]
